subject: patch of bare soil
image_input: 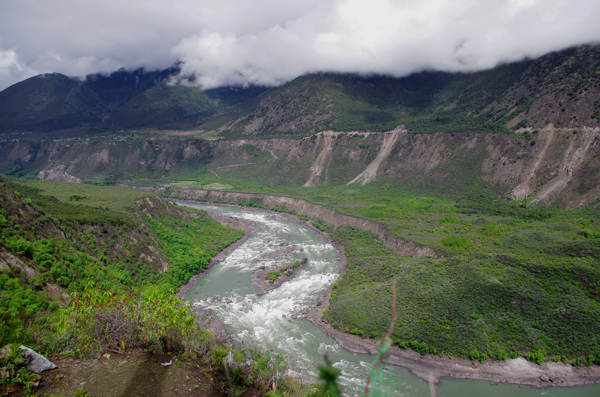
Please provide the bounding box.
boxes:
[347,129,403,186]
[19,350,228,397]
[303,131,337,187]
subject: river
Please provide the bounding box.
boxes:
[178,202,600,397]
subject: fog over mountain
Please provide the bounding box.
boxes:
[1,0,599,90]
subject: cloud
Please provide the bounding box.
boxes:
[1,0,599,90]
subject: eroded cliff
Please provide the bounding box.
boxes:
[3,128,599,208]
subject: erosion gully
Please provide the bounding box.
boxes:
[177,202,599,397]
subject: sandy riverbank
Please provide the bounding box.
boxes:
[175,200,600,389]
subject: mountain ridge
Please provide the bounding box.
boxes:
[1,44,598,136]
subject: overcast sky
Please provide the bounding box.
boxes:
[1,0,599,90]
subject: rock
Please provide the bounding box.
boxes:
[18,346,57,373]
[540,374,550,382]
[226,351,235,367]
[0,345,11,360]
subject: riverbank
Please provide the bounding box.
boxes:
[174,202,258,343]
[175,202,258,301]
[175,200,600,390]
[307,302,600,388]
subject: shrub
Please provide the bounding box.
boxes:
[54,288,213,358]
[441,235,472,248]
[265,271,280,281]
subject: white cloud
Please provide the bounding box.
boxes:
[0,0,599,90]
[0,49,37,88]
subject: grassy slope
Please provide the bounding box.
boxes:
[0,178,303,397]
[323,187,600,362]
[0,177,243,346]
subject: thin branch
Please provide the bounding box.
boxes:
[364,276,397,396]
[222,358,235,397]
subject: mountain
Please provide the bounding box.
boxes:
[219,45,600,137]
[0,67,268,133]
[0,73,106,132]
[0,45,598,135]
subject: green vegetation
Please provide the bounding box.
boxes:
[146,214,243,287]
[54,287,213,358]
[0,175,331,397]
[0,43,599,386]
[279,181,600,365]
[0,177,309,395]
[0,273,50,349]
[0,344,42,395]
[265,270,281,281]
[20,180,150,215]
[175,172,600,365]
[323,222,600,365]
[10,181,140,226]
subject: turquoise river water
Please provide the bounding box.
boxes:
[178,202,600,397]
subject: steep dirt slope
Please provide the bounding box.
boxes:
[347,128,404,185]
[304,131,338,187]
[0,139,212,182]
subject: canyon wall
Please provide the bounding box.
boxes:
[2,128,600,208]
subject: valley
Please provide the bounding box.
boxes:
[1,44,600,395]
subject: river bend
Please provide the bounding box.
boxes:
[178,202,600,397]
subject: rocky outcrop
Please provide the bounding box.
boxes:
[0,139,212,182]
[252,258,309,295]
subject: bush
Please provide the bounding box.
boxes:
[265,271,280,281]
[54,288,214,358]
[441,234,472,248]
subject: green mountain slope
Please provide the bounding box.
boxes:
[1,45,598,135]
[0,73,106,131]
[218,45,600,136]
[0,176,243,345]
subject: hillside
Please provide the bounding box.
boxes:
[0,176,244,345]
[0,67,268,135]
[0,45,598,136]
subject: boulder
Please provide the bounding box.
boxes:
[540,374,551,382]
[18,346,57,373]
